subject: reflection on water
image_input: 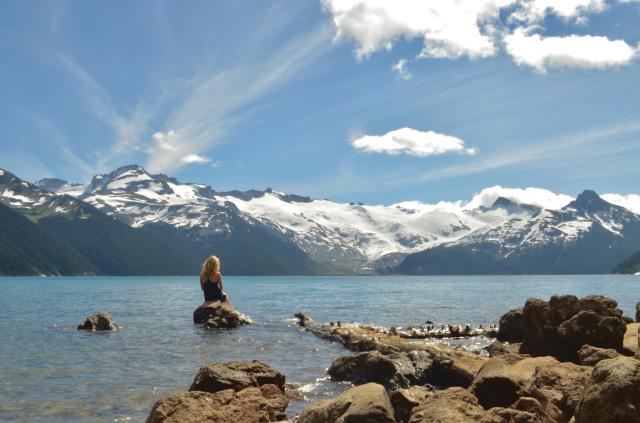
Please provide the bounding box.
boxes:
[0,275,638,422]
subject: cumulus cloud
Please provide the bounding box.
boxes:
[602,193,640,214]
[323,0,514,60]
[392,58,412,80]
[464,186,574,210]
[323,0,638,72]
[181,154,210,164]
[504,29,639,72]
[351,127,477,157]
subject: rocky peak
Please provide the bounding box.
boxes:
[565,190,613,214]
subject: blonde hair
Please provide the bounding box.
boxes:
[200,256,221,286]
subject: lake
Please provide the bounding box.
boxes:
[1,275,639,422]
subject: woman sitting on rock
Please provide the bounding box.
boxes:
[200,256,228,303]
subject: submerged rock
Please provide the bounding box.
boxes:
[574,356,640,423]
[518,295,627,362]
[77,310,119,331]
[147,360,288,423]
[297,382,396,423]
[193,300,250,329]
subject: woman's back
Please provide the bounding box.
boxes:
[202,277,223,302]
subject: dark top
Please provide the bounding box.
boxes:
[203,279,224,302]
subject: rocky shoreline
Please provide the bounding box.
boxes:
[147,294,640,422]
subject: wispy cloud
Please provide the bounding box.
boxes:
[146,25,332,173]
[420,119,640,181]
[52,50,152,171]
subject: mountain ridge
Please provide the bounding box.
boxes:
[1,164,639,275]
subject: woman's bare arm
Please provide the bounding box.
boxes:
[217,272,224,290]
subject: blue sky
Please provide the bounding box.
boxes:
[1,0,639,204]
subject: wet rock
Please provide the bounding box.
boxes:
[519,295,626,362]
[389,386,432,423]
[146,384,288,423]
[408,387,485,423]
[574,356,640,423]
[297,382,396,423]
[577,345,621,366]
[189,360,285,393]
[470,353,591,419]
[193,301,250,329]
[77,310,119,331]
[497,308,525,343]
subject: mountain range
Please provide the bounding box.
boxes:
[1,164,639,276]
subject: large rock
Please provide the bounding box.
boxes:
[480,407,545,423]
[408,387,485,423]
[470,353,591,419]
[148,360,288,423]
[636,302,640,322]
[146,384,288,423]
[328,349,477,390]
[519,295,626,362]
[497,308,525,343]
[77,310,119,331]
[577,345,621,366]
[389,386,432,423]
[625,323,640,355]
[574,356,640,423]
[189,360,285,393]
[297,382,396,423]
[328,350,434,390]
[192,301,250,329]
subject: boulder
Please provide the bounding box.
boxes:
[192,301,250,329]
[146,384,288,423]
[470,353,591,419]
[497,308,525,343]
[189,360,285,393]
[328,349,477,390]
[577,345,621,366]
[408,387,485,423]
[574,356,640,423]
[389,386,432,423]
[297,382,396,423]
[624,323,640,355]
[328,350,434,390]
[636,302,640,323]
[519,295,626,362]
[77,310,119,331]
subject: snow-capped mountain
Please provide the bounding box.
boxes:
[29,165,535,272]
[1,163,637,274]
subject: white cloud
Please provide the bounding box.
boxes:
[323,0,516,60]
[602,193,640,214]
[392,58,412,80]
[464,186,574,210]
[324,0,637,73]
[351,127,477,157]
[504,29,639,72]
[181,154,210,164]
[509,0,607,24]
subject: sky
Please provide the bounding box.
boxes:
[1,0,639,205]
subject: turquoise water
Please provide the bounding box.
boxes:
[1,275,639,422]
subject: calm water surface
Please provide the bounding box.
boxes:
[1,275,639,422]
